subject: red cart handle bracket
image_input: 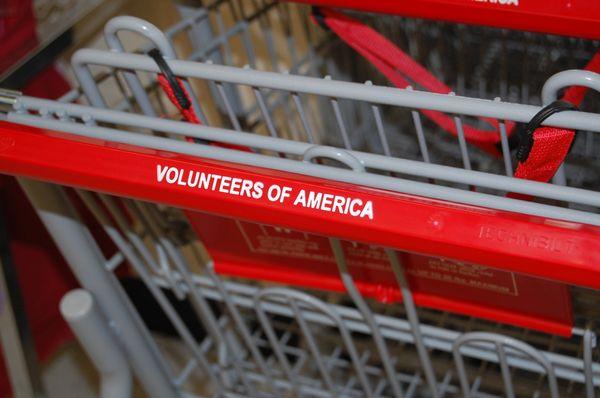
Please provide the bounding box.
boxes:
[513,52,600,185]
[511,101,577,190]
[516,101,577,163]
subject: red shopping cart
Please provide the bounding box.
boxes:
[291,0,600,39]
[0,1,598,397]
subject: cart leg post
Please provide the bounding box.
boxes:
[0,201,46,398]
[386,249,440,398]
[18,178,178,398]
[330,238,405,398]
[60,289,132,398]
[583,328,597,398]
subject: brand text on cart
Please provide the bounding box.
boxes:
[156,165,374,220]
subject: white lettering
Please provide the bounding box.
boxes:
[230,178,241,195]
[156,165,263,200]
[240,179,253,197]
[268,185,282,202]
[292,189,374,220]
[166,167,178,184]
[321,193,333,211]
[307,191,322,208]
[361,201,374,220]
[219,176,232,193]
[253,182,264,199]
[199,172,211,190]
[156,165,169,182]
[155,165,374,220]
[210,174,222,190]
[294,189,306,206]
[332,196,345,214]
[350,199,361,216]
[281,186,292,203]
[176,170,186,186]
[187,171,199,188]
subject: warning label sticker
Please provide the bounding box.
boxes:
[236,221,518,295]
[185,211,573,335]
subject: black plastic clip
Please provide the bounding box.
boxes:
[311,7,329,31]
[148,48,191,111]
[516,100,577,162]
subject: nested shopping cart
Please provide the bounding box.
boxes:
[0,0,599,397]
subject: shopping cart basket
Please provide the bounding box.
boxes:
[0,1,599,397]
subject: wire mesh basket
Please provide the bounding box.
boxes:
[0,1,599,397]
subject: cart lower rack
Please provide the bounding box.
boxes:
[0,1,599,397]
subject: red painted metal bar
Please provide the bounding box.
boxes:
[0,121,598,289]
[290,0,600,40]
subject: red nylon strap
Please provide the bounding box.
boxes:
[315,8,515,156]
[157,74,198,143]
[513,52,600,185]
[157,73,250,151]
[513,127,575,182]
[156,24,600,189]
[316,8,600,189]
[157,74,199,123]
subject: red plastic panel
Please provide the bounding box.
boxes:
[0,121,599,292]
[290,0,600,40]
[188,214,573,335]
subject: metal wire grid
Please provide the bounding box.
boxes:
[37,188,598,398]
[338,12,596,102]
[48,0,598,192]
[322,11,600,175]
[64,0,600,169]
[9,175,600,397]
[2,1,600,397]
